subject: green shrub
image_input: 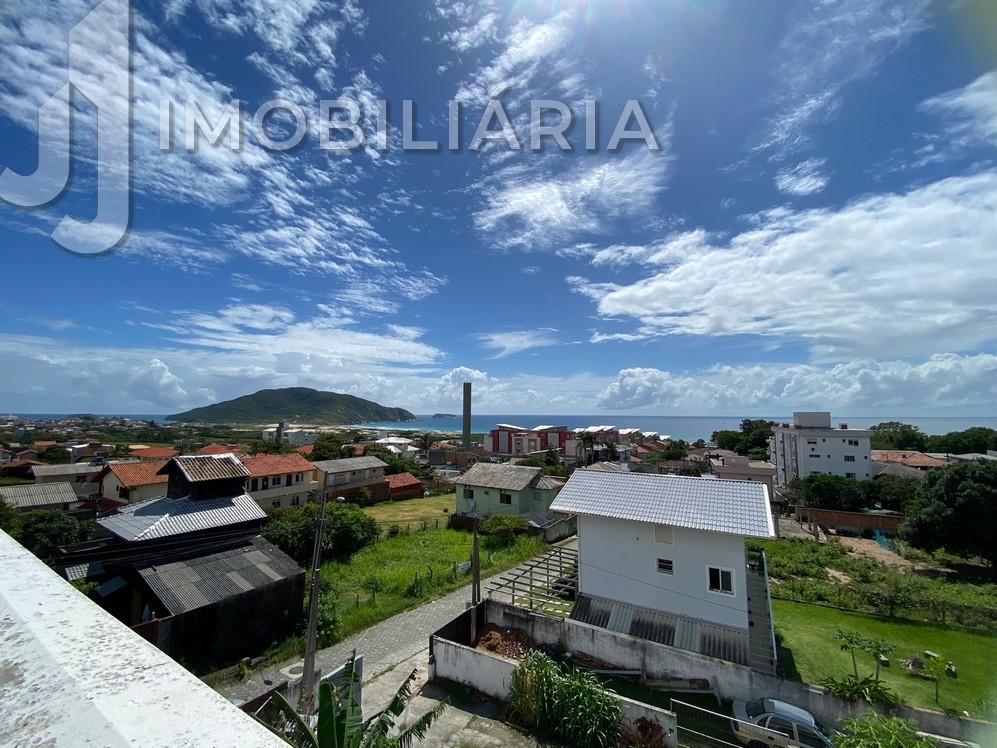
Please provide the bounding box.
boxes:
[818,674,901,707]
[479,514,529,539]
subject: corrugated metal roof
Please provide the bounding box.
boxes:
[0,482,79,509]
[453,463,542,491]
[135,537,302,615]
[311,456,388,473]
[97,493,265,542]
[550,470,774,538]
[30,464,101,478]
[164,454,251,482]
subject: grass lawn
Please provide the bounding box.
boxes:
[773,599,997,715]
[260,527,544,665]
[362,492,456,528]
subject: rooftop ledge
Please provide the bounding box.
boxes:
[0,530,287,747]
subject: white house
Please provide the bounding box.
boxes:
[551,470,778,672]
[769,412,872,486]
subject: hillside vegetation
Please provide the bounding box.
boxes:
[166,387,416,424]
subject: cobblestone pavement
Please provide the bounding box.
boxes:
[215,540,575,708]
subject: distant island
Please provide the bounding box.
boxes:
[432,413,458,419]
[167,387,417,425]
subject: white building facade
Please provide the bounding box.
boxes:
[769,412,872,486]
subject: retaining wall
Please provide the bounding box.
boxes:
[483,601,995,745]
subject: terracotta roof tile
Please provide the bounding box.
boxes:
[386,472,422,489]
[196,443,241,455]
[107,460,170,488]
[241,453,315,478]
[131,447,179,459]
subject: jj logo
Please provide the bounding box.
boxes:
[0,0,131,255]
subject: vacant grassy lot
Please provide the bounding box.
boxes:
[262,527,544,665]
[362,492,456,528]
[773,599,997,715]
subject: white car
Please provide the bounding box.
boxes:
[731,698,835,748]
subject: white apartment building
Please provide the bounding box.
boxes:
[769,412,872,486]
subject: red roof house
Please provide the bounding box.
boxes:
[386,472,424,500]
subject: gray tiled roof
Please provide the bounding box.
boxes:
[311,456,388,473]
[453,463,542,491]
[135,536,302,615]
[30,464,101,478]
[97,493,265,542]
[550,470,774,538]
[161,454,250,482]
[0,482,79,509]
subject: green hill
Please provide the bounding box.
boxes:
[166,387,417,425]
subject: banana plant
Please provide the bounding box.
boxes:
[255,651,446,748]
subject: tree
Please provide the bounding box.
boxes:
[923,655,950,705]
[543,446,561,467]
[835,712,935,748]
[901,461,997,570]
[924,427,997,455]
[603,440,620,461]
[263,503,379,565]
[248,437,295,455]
[38,445,71,464]
[362,444,393,461]
[578,433,597,465]
[258,651,446,748]
[869,422,927,451]
[663,439,689,460]
[711,430,742,452]
[790,474,871,511]
[711,420,774,456]
[19,511,93,563]
[0,500,21,539]
[414,432,436,455]
[866,474,920,512]
[863,638,894,682]
[834,629,866,679]
[311,434,346,462]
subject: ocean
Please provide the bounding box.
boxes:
[7,413,997,444]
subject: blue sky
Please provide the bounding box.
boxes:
[1,0,996,416]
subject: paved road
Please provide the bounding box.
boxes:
[215,541,574,706]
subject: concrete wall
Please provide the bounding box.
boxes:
[431,636,679,748]
[578,515,749,630]
[482,601,994,745]
[796,507,903,534]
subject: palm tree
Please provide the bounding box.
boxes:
[257,651,447,748]
[604,440,620,461]
[579,433,597,466]
[415,432,436,456]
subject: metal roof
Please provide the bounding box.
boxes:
[97,493,266,542]
[453,463,542,491]
[162,454,251,482]
[550,470,774,538]
[135,537,302,615]
[311,455,388,473]
[30,464,101,478]
[0,481,79,509]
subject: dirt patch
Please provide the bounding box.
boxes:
[827,569,852,584]
[836,536,923,570]
[474,624,537,660]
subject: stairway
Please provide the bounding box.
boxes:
[745,565,778,675]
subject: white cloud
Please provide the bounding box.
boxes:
[572,171,997,361]
[918,70,997,153]
[478,329,560,358]
[774,158,830,196]
[597,354,997,412]
[755,0,931,160]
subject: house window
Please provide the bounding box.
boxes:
[844,455,855,462]
[251,478,259,492]
[708,567,733,595]
[806,439,817,445]
[654,525,673,544]
[271,500,281,508]
[845,472,857,479]
[463,488,474,499]
[295,473,302,483]
[273,475,282,486]
[499,493,512,504]
[656,558,674,575]
[291,496,300,506]
[848,439,859,446]
[262,477,269,490]
[808,453,820,459]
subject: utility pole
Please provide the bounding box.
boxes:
[299,491,329,714]
[472,525,481,605]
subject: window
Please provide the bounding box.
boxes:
[261,477,269,490]
[463,488,474,499]
[251,478,259,492]
[848,439,859,446]
[806,439,817,445]
[656,558,674,575]
[797,727,826,748]
[708,567,733,595]
[808,453,820,459]
[271,500,281,508]
[291,496,300,506]
[272,475,282,486]
[845,472,856,479]
[764,716,794,738]
[499,493,512,504]
[76,475,88,484]
[654,525,673,544]
[844,455,855,462]
[295,473,302,483]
